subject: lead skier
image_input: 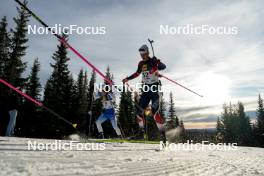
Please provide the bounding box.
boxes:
[122,44,166,142]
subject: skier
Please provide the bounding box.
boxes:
[94,89,122,139]
[122,44,166,142]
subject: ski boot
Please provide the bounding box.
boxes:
[98,132,104,139]
[160,131,167,145]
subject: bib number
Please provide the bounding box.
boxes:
[142,71,159,84]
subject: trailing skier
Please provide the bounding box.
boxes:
[94,89,122,139]
[122,44,166,142]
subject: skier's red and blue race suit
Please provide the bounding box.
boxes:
[126,56,166,133]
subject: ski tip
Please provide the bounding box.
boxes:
[72,124,77,129]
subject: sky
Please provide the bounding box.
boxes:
[1,0,264,129]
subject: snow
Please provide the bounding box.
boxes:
[0,136,263,176]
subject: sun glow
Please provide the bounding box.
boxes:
[194,72,232,105]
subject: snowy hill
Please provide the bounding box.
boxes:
[0,137,263,176]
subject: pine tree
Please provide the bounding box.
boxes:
[43,34,75,138]
[17,59,41,137]
[236,102,251,145]
[221,103,235,142]
[0,16,10,78]
[256,94,264,146]
[0,16,11,135]
[0,16,11,107]
[219,102,252,145]
[74,69,89,132]
[166,92,177,130]
[100,66,115,137]
[216,117,224,142]
[87,70,96,110]
[104,65,113,86]
[87,70,98,137]
[4,2,30,110]
[118,87,136,136]
[159,95,166,119]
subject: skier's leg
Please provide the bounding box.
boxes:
[95,113,107,138]
[5,109,18,136]
[151,92,166,142]
[151,93,164,132]
[136,92,151,129]
[109,114,121,137]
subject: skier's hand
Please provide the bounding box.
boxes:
[149,67,158,74]
[122,78,128,83]
[154,70,160,76]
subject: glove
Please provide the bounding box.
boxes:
[149,67,158,74]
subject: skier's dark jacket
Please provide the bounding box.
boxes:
[126,57,166,83]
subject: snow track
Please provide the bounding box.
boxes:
[0,137,263,176]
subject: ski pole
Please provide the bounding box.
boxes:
[159,74,203,97]
[148,38,155,57]
[0,79,78,129]
[88,93,94,136]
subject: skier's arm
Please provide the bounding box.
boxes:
[123,62,142,82]
[154,57,166,70]
[108,92,116,102]
[157,59,166,70]
[150,58,166,74]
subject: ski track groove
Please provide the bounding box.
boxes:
[0,137,264,176]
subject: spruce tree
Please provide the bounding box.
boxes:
[256,94,264,146]
[87,71,96,109]
[74,69,89,132]
[118,87,136,136]
[236,102,251,145]
[0,16,11,106]
[216,117,224,142]
[0,16,11,135]
[87,70,98,136]
[219,102,252,145]
[221,103,235,142]
[43,34,75,138]
[167,92,177,130]
[0,16,10,78]
[159,95,166,120]
[17,59,41,137]
[4,2,30,110]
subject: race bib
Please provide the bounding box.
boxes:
[103,100,113,109]
[142,71,159,84]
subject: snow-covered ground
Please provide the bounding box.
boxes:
[0,136,263,176]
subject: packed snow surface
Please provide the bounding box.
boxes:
[0,136,263,176]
